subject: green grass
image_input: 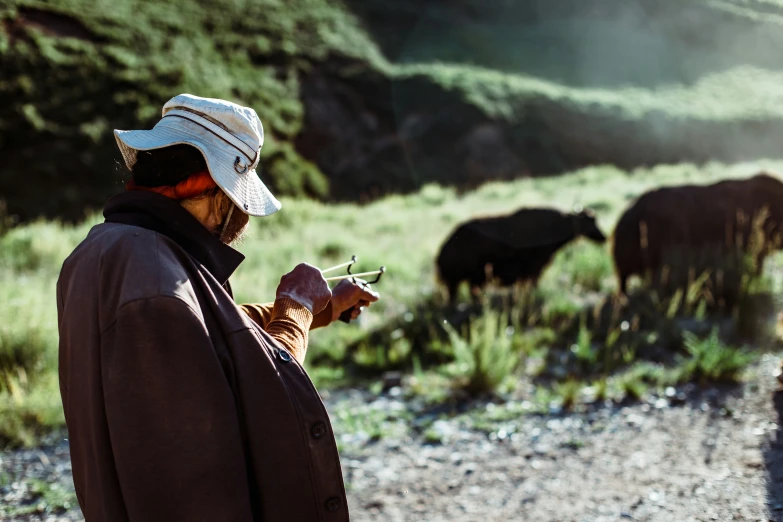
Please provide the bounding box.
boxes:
[330,399,410,452]
[1,161,781,446]
[0,475,77,518]
[680,328,757,383]
[441,305,521,396]
[352,0,783,88]
[553,380,582,410]
[1,0,385,218]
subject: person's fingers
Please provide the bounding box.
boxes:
[277,262,332,314]
[355,284,379,302]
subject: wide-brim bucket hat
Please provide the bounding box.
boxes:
[114,93,281,217]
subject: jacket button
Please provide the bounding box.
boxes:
[325,497,341,512]
[278,349,292,362]
[311,422,326,439]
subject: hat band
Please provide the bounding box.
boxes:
[162,109,258,166]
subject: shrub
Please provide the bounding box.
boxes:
[679,328,755,384]
[554,379,582,410]
[442,306,521,396]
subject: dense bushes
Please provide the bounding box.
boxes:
[0,0,378,220]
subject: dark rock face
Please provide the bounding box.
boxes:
[295,61,533,203]
[12,7,100,42]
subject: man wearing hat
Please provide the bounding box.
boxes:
[57,94,378,521]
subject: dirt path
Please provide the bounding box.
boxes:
[3,354,782,522]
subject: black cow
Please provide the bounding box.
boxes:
[436,207,607,303]
[612,173,783,295]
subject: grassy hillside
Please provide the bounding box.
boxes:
[3,160,782,446]
[350,0,783,87]
[6,0,783,220]
[0,0,383,220]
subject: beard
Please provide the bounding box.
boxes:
[215,205,250,246]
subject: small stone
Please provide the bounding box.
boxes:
[382,372,402,392]
[669,392,687,406]
[626,414,644,426]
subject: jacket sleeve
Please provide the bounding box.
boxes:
[239,300,333,330]
[238,298,327,363]
[100,295,254,522]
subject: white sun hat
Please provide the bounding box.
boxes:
[114,93,281,217]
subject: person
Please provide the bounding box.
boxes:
[56,93,379,521]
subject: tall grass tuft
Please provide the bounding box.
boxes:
[443,306,521,396]
[680,328,755,384]
[554,379,582,410]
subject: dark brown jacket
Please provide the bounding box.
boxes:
[57,191,348,521]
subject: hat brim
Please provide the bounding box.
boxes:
[114,118,281,217]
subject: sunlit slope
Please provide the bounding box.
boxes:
[4,0,783,220]
[0,0,382,219]
[350,0,783,87]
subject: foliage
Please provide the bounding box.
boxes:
[0,373,64,448]
[0,0,383,220]
[680,328,756,383]
[350,0,783,88]
[553,379,582,410]
[0,475,77,518]
[0,162,778,445]
[8,0,783,219]
[330,399,410,452]
[441,306,521,396]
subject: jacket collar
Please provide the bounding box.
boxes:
[103,191,245,285]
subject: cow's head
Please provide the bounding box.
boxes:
[573,208,607,243]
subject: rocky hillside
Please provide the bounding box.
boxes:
[5,0,783,220]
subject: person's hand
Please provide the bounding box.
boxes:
[276,263,332,314]
[329,278,380,322]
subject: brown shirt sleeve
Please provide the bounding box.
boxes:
[240,301,333,331]
[238,299,333,363]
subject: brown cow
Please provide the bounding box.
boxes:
[612,172,783,295]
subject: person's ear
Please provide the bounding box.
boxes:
[210,190,232,226]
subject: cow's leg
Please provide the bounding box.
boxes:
[470,285,483,305]
[755,252,767,276]
[468,271,487,305]
[447,282,459,307]
[619,276,628,295]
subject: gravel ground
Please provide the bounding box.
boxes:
[3,354,783,522]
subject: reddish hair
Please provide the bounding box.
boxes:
[126,170,217,200]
